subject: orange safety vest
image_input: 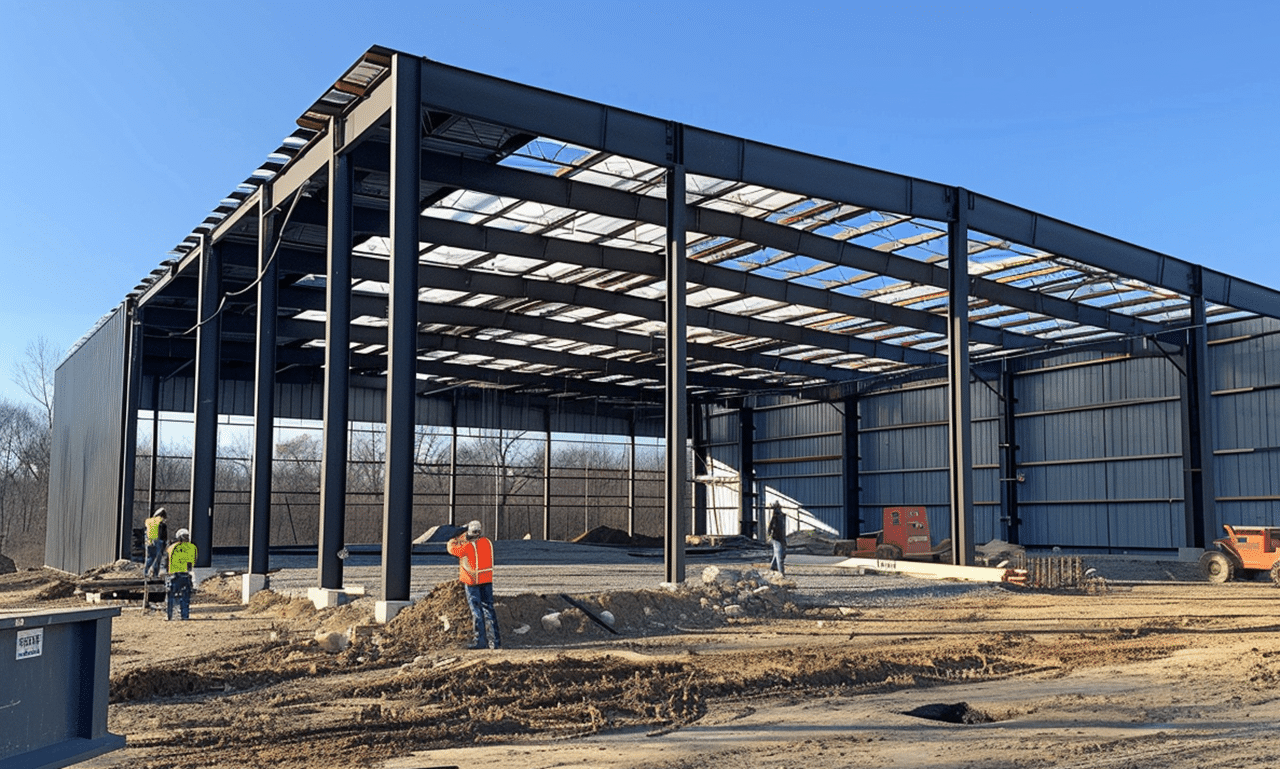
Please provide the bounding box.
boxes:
[446,536,494,585]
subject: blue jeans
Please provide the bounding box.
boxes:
[464,582,500,648]
[769,539,786,576]
[144,540,164,578]
[167,572,192,620]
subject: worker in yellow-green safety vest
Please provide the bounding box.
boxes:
[165,528,198,621]
[143,508,168,578]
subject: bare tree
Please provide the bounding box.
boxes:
[12,336,60,431]
[0,398,48,566]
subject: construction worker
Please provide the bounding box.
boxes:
[143,508,168,578]
[447,520,501,649]
[165,528,197,621]
[767,501,787,577]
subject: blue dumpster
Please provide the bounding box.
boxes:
[0,606,124,769]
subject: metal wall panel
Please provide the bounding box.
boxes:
[47,307,128,574]
[1014,354,1184,549]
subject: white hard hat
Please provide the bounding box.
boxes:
[466,520,483,537]
[175,528,190,540]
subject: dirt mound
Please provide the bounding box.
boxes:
[245,588,318,620]
[0,567,79,606]
[381,568,800,654]
[572,525,663,548]
[384,580,475,653]
[81,559,146,579]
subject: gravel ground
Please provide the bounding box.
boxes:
[197,539,1177,610]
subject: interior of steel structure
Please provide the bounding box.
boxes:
[47,46,1280,605]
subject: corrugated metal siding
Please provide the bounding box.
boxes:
[1015,355,1185,549]
[1210,318,1280,526]
[47,307,128,574]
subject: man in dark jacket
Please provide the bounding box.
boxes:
[767,501,787,577]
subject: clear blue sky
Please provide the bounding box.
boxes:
[1,0,1277,405]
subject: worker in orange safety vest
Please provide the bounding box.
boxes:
[447,520,501,649]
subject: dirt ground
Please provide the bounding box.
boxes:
[4,555,1280,769]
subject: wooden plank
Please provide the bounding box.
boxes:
[834,557,1027,584]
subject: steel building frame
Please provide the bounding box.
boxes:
[50,46,1280,600]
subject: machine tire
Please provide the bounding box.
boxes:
[875,543,903,561]
[1270,560,1280,586]
[1200,550,1236,583]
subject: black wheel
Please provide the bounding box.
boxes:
[1270,560,1280,586]
[1200,550,1235,583]
[875,543,903,561]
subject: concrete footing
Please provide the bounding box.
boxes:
[241,573,268,604]
[308,585,366,610]
[192,566,217,587]
[375,599,412,623]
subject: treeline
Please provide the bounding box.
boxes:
[0,338,57,569]
[135,427,670,548]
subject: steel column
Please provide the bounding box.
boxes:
[738,405,756,538]
[248,192,278,576]
[381,54,421,602]
[148,374,159,514]
[691,405,707,536]
[117,298,141,560]
[841,395,861,538]
[189,235,221,567]
[542,408,552,539]
[947,188,975,566]
[1183,269,1217,547]
[319,141,353,590]
[663,129,688,584]
[999,363,1021,544]
[448,396,458,527]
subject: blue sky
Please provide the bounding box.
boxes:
[1,0,1277,405]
